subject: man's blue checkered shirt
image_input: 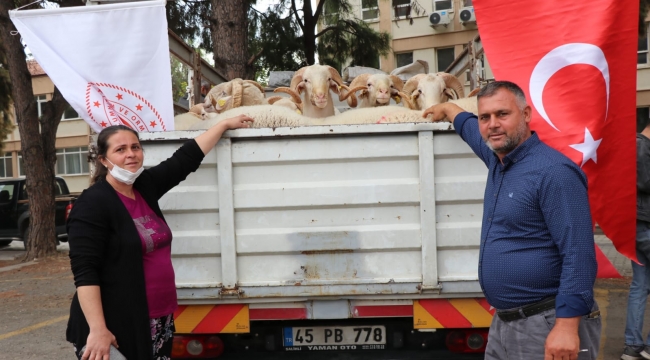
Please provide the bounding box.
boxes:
[454,112,596,317]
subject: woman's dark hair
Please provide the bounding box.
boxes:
[89,125,140,184]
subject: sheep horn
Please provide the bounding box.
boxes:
[266,96,283,105]
[326,65,345,87]
[436,72,465,99]
[467,87,481,97]
[289,67,307,94]
[397,91,416,109]
[348,73,371,91]
[389,75,405,91]
[339,85,368,100]
[231,79,243,108]
[243,80,266,96]
[274,87,303,104]
[402,74,426,96]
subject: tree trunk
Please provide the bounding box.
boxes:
[302,0,317,65]
[211,0,250,79]
[0,1,67,260]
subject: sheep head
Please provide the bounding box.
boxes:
[204,79,265,113]
[341,74,409,108]
[286,65,346,109]
[401,73,465,110]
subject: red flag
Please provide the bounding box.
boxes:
[473,0,637,275]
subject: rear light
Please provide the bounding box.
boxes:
[172,334,224,359]
[65,202,73,221]
[445,329,488,353]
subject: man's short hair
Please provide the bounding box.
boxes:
[477,81,528,110]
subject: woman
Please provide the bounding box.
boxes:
[66,115,253,360]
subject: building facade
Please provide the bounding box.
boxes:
[344,0,648,129]
[1,61,91,193]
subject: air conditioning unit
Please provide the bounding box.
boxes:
[429,10,451,26]
[459,6,476,23]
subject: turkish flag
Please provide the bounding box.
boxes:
[474,0,638,277]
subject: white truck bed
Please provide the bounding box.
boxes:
[139,123,487,304]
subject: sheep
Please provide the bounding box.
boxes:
[204,78,266,113]
[274,65,348,118]
[401,73,465,111]
[189,105,308,130]
[338,73,413,109]
[266,95,303,114]
[188,104,433,130]
[421,96,479,121]
[317,106,429,125]
[174,103,216,130]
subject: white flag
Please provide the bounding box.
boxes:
[10,1,174,132]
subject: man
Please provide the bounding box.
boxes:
[424,81,600,360]
[621,119,650,360]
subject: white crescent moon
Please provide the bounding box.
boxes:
[529,43,609,131]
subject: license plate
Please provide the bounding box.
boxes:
[283,326,386,351]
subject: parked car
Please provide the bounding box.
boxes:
[0,177,76,247]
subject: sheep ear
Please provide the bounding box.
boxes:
[215,95,233,112]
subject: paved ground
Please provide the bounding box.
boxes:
[0,237,645,360]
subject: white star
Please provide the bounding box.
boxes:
[569,127,602,167]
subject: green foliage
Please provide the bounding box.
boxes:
[249,4,308,79]
[317,19,391,72]
[170,56,189,103]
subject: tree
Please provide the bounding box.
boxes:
[641,0,650,36]
[252,0,390,70]
[211,0,251,79]
[0,0,76,260]
[0,36,15,154]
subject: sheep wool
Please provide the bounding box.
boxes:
[189,105,309,130]
[174,112,203,130]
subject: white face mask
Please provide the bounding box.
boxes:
[105,159,144,185]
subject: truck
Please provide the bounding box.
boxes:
[138,122,490,359]
[0,176,76,247]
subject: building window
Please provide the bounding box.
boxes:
[362,0,379,20]
[437,47,455,72]
[0,153,13,178]
[463,0,472,6]
[434,0,453,11]
[62,106,80,120]
[56,147,89,175]
[637,107,649,133]
[639,36,649,64]
[393,0,410,18]
[396,52,414,68]
[35,95,47,118]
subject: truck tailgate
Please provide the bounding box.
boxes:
[139,123,487,302]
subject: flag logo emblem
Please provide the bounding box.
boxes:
[85,82,166,132]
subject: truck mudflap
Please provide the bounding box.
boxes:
[174,304,250,334]
[414,299,495,329]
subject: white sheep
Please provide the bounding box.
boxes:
[188,104,432,130]
[174,104,216,130]
[266,95,303,114]
[422,96,479,121]
[401,73,465,111]
[274,65,349,118]
[189,105,308,130]
[319,106,429,125]
[339,73,411,108]
[204,78,266,113]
